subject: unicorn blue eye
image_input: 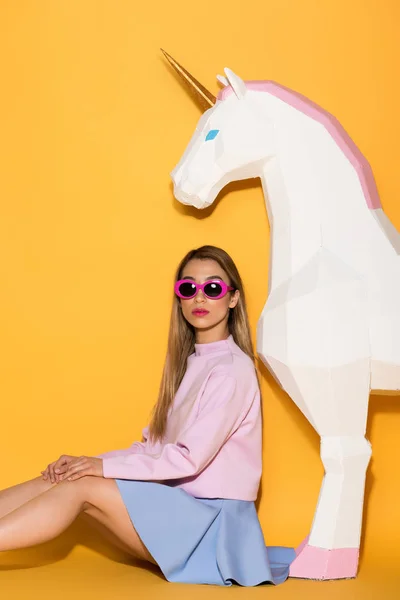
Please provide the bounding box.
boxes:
[205,129,220,141]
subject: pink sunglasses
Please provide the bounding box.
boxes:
[174,279,234,300]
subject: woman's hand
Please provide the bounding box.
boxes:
[41,455,78,484]
[58,456,104,481]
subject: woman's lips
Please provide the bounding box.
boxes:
[192,309,209,316]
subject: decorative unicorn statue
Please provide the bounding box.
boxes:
[163,50,400,580]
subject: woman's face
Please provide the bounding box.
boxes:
[179,259,240,333]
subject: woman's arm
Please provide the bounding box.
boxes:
[96,426,149,459]
[101,371,257,481]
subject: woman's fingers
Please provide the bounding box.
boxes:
[55,455,80,481]
[41,467,49,480]
[66,468,90,481]
[41,456,98,483]
[48,461,57,484]
[41,456,77,484]
[59,456,103,481]
[54,456,72,477]
[60,458,87,481]
[43,465,53,482]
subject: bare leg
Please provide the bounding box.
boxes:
[0,477,56,519]
[80,512,149,559]
[0,476,157,565]
[0,478,84,550]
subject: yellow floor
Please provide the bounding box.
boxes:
[1,520,399,600]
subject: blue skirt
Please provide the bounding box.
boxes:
[115,480,295,586]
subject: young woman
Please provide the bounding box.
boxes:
[0,245,294,585]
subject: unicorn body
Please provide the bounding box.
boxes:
[169,66,400,579]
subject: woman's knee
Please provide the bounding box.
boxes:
[64,476,117,511]
[47,475,95,512]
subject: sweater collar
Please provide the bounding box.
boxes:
[194,334,233,357]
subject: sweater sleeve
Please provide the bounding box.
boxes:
[96,426,149,459]
[101,371,251,481]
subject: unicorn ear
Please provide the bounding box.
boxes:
[216,74,229,86]
[224,68,246,99]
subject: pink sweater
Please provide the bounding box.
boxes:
[97,335,262,501]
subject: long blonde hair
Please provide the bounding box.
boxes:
[148,245,256,443]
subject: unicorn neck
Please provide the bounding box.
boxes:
[260,159,323,291]
[259,155,391,292]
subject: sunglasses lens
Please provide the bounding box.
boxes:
[204,282,223,298]
[178,282,197,297]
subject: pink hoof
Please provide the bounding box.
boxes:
[289,539,359,580]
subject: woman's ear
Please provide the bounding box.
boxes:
[229,289,240,309]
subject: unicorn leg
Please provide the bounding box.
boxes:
[264,354,371,580]
[290,434,371,579]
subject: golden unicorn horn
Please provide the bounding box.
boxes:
[161,49,216,111]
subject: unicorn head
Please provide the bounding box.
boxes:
[163,52,275,209]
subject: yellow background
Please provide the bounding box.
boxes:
[1,0,399,598]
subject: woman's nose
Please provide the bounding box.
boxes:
[194,289,206,302]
